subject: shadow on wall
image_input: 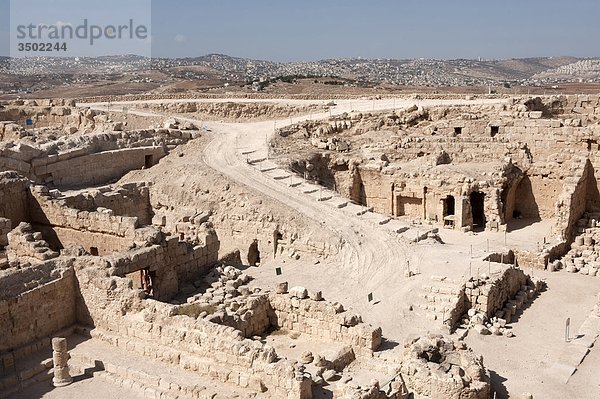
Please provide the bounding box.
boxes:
[505,175,541,232]
[586,169,600,213]
[351,169,367,206]
[247,239,261,266]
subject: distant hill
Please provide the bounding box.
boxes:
[2,54,598,87]
[532,59,600,82]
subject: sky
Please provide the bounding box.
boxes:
[1,0,600,61]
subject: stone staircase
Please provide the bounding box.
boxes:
[0,355,54,398]
[417,277,466,329]
[0,327,76,398]
[68,332,255,399]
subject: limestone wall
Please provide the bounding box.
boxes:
[465,268,529,318]
[0,263,76,352]
[555,159,600,241]
[351,167,392,213]
[32,146,165,189]
[74,265,311,399]
[39,226,135,256]
[107,233,219,302]
[28,186,143,254]
[0,172,30,228]
[0,129,195,189]
[6,222,59,264]
[61,183,153,226]
[268,291,383,353]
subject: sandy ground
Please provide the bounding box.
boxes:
[75,96,600,398]
[11,377,145,399]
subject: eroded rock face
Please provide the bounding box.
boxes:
[400,334,490,399]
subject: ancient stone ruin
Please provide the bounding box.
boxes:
[1,95,599,398]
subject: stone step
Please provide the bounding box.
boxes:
[248,157,267,164]
[0,356,53,397]
[316,195,333,202]
[260,166,278,172]
[356,208,370,216]
[71,333,256,399]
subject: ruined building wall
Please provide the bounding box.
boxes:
[555,159,600,241]
[0,129,195,189]
[109,234,220,302]
[268,291,382,353]
[74,265,311,399]
[465,268,529,318]
[0,172,30,229]
[60,183,154,227]
[0,144,37,177]
[5,222,59,264]
[304,106,600,234]
[131,168,342,264]
[32,146,166,189]
[28,186,141,255]
[0,262,76,352]
[350,167,393,213]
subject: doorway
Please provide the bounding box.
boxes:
[443,195,455,217]
[470,192,486,230]
[144,155,154,169]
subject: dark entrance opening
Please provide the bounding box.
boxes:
[248,239,261,266]
[144,155,154,169]
[141,268,155,298]
[454,127,463,135]
[491,126,500,137]
[90,247,99,256]
[273,230,283,257]
[443,195,455,217]
[470,192,486,230]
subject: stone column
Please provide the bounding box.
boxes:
[52,337,72,387]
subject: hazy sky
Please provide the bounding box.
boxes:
[1,0,600,61]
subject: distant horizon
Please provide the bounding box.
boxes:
[1,53,598,63]
[2,0,600,61]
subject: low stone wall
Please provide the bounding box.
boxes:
[0,129,195,189]
[465,267,529,319]
[515,240,568,270]
[28,186,149,255]
[75,265,311,399]
[61,183,153,226]
[33,146,165,189]
[29,186,139,237]
[0,263,76,352]
[268,290,383,353]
